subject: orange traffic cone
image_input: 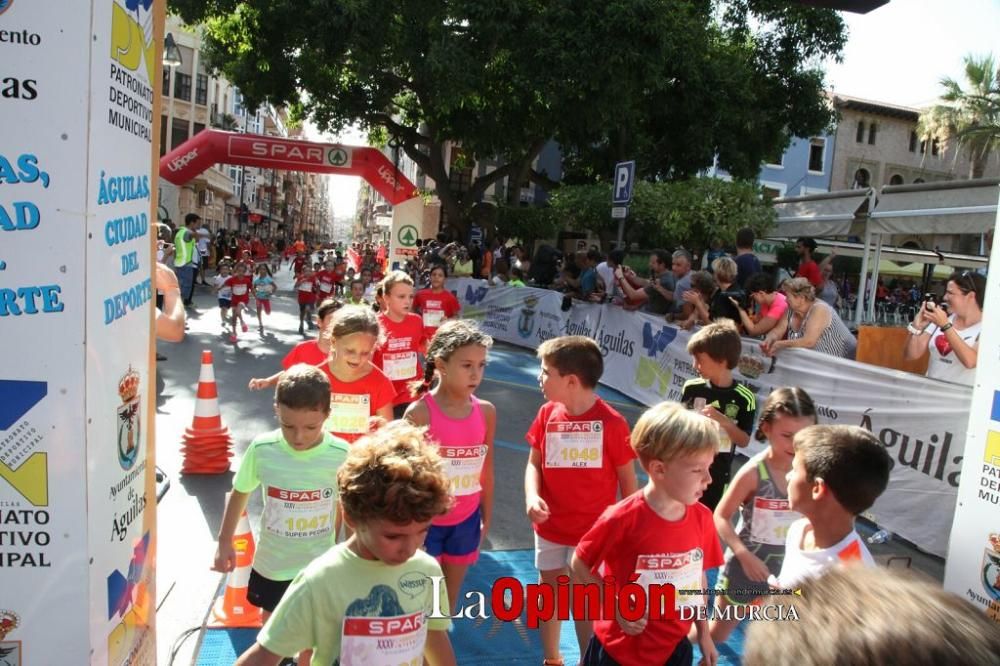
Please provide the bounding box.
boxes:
[210,510,263,628]
[181,350,233,474]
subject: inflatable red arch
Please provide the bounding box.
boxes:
[158,129,418,206]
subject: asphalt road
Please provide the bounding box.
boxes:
[153,264,945,665]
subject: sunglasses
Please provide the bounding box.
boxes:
[958,270,979,294]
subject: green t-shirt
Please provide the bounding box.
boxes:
[259,543,451,664]
[233,429,350,580]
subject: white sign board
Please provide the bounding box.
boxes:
[0,1,161,662]
[944,200,1000,623]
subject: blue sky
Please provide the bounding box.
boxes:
[825,0,999,107]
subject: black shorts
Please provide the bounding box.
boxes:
[246,569,293,612]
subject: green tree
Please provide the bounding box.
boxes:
[498,178,775,256]
[918,53,1000,179]
[173,0,844,238]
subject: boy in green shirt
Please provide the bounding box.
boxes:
[214,364,350,618]
[235,421,457,666]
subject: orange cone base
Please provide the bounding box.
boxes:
[209,595,263,629]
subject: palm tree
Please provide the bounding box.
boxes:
[917,53,1000,179]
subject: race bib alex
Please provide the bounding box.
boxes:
[326,393,370,435]
[262,486,335,539]
[340,611,427,666]
[750,497,796,546]
[544,421,603,469]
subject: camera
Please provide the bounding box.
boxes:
[923,293,936,310]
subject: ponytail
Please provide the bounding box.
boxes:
[408,359,436,398]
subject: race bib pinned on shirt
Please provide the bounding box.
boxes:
[544,421,603,469]
[262,486,335,539]
[440,444,487,495]
[383,352,418,381]
[341,611,427,666]
[635,550,704,609]
[326,393,371,435]
[422,310,445,328]
[231,283,248,296]
[750,497,796,546]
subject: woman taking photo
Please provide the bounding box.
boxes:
[903,270,984,386]
[733,272,787,338]
[761,278,856,359]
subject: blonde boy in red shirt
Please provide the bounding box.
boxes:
[572,402,723,666]
[524,336,638,666]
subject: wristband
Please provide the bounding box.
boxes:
[939,322,954,333]
[906,323,926,336]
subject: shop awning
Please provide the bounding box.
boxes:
[867,178,1000,234]
[770,188,873,237]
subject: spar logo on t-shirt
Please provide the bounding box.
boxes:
[266,487,335,502]
[637,549,703,570]
[440,445,488,458]
[550,421,603,434]
[426,300,442,309]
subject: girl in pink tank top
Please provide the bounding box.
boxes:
[405,320,496,612]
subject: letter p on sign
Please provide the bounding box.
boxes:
[612,161,635,205]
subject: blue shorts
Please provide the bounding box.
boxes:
[218,298,231,308]
[424,506,481,564]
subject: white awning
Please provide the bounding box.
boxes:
[770,188,873,237]
[868,178,1000,234]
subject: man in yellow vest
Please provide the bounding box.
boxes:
[173,213,202,307]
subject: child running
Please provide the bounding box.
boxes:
[525,336,638,666]
[771,424,891,589]
[222,261,253,343]
[317,306,396,445]
[234,421,457,666]
[572,402,724,666]
[373,271,427,419]
[253,263,277,334]
[707,387,817,642]
[413,265,461,340]
[212,260,233,334]
[294,264,318,335]
[344,279,368,307]
[404,320,496,612]
[248,299,343,391]
[214,365,349,640]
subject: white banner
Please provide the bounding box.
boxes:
[85,1,160,664]
[1,1,161,663]
[944,204,1000,622]
[449,281,970,557]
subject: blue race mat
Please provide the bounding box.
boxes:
[194,550,747,665]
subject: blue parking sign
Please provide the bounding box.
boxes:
[612,161,635,204]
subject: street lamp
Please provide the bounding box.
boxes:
[163,33,182,68]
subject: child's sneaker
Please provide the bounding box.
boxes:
[229,333,238,343]
[298,324,305,335]
[241,321,249,333]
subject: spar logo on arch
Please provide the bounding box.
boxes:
[326,147,352,168]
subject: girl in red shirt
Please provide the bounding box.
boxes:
[413,265,462,339]
[222,262,253,343]
[373,271,426,418]
[318,305,395,444]
[294,265,318,335]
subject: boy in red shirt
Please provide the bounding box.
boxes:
[572,402,723,666]
[291,251,308,278]
[524,336,638,666]
[294,264,318,335]
[332,259,347,296]
[314,259,338,301]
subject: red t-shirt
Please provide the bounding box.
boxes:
[223,275,253,304]
[413,288,461,338]
[318,363,396,443]
[314,270,337,297]
[575,494,724,666]
[373,313,426,405]
[333,265,346,284]
[796,259,822,289]
[281,341,327,369]
[292,255,307,276]
[525,398,636,545]
[295,275,317,304]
